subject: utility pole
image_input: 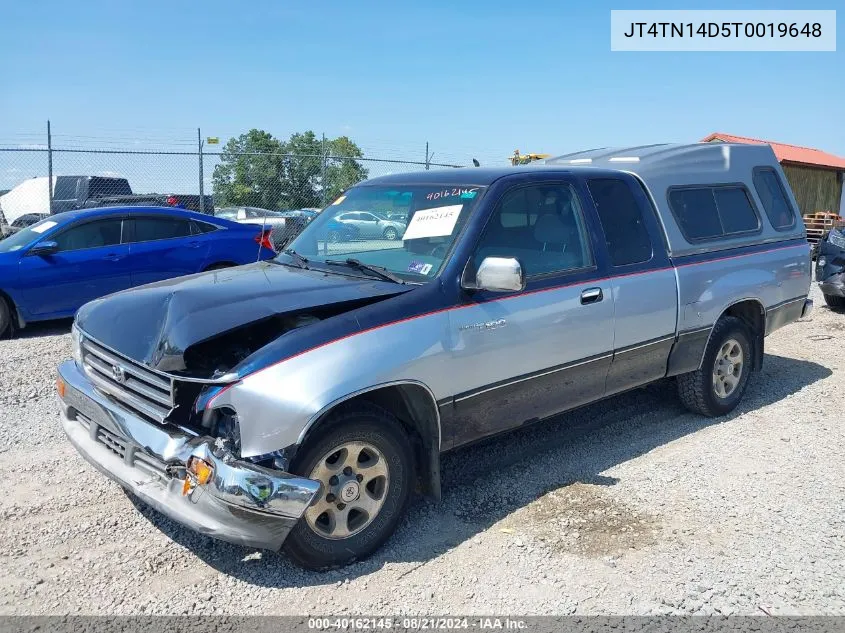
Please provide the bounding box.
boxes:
[425,142,430,170]
[47,120,54,214]
[321,133,328,207]
[198,128,205,213]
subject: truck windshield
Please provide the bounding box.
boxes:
[281,184,485,282]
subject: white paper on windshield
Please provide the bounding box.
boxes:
[402,204,462,240]
[31,221,57,234]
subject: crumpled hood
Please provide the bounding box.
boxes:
[76,261,408,373]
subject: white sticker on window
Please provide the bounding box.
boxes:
[420,263,433,275]
[31,221,57,234]
[402,204,462,240]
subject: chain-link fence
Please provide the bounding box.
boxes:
[0,135,466,248]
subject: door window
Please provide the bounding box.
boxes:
[53,219,123,252]
[587,178,653,266]
[474,184,593,277]
[129,217,192,243]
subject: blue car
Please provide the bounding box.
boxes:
[0,206,276,335]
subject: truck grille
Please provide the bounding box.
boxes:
[80,337,174,424]
[77,414,170,479]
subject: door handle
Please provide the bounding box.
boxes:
[103,253,123,262]
[580,287,603,305]
[187,240,202,248]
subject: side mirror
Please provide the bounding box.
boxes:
[464,256,525,293]
[29,241,58,257]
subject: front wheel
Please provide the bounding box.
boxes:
[327,229,341,244]
[823,293,845,309]
[677,316,752,417]
[283,404,415,570]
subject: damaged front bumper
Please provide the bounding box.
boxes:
[57,359,321,551]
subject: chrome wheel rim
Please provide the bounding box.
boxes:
[712,338,744,399]
[385,228,397,240]
[305,441,390,540]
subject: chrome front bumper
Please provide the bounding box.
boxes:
[57,359,321,551]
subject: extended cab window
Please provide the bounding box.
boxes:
[587,178,653,266]
[753,168,796,230]
[475,184,592,277]
[668,185,759,241]
[53,219,123,252]
[129,217,192,242]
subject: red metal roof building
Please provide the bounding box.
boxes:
[702,132,845,216]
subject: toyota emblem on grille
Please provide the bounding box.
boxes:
[111,364,127,384]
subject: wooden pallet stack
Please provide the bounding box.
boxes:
[803,211,843,254]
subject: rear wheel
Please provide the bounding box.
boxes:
[677,316,752,417]
[327,229,341,244]
[283,404,415,570]
[383,227,398,241]
[823,293,845,309]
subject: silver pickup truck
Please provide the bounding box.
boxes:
[57,143,812,570]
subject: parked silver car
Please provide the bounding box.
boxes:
[335,210,406,240]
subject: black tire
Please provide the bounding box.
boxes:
[823,293,845,309]
[383,227,398,241]
[0,298,11,337]
[327,229,341,244]
[283,404,415,570]
[677,316,752,417]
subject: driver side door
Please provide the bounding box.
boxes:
[19,217,132,318]
[447,179,615,447]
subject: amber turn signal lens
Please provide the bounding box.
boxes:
[187,457,214,485]
[56,377,66,398]
[181,478,194,496]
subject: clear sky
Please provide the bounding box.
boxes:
[0,0,842,190]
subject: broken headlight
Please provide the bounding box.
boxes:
[211,407,241,458]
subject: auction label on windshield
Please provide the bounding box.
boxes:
[403,204,462,240]
[611,10,836,51]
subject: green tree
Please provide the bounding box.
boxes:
[211,129,287,209]
[212,129,368,210]
[325,136,368,202]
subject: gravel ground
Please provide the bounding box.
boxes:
[0,284,843,616]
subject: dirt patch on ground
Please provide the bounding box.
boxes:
[517,482,661,558]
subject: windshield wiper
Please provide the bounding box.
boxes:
[281,249,309,269]
[324,258,404,284]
